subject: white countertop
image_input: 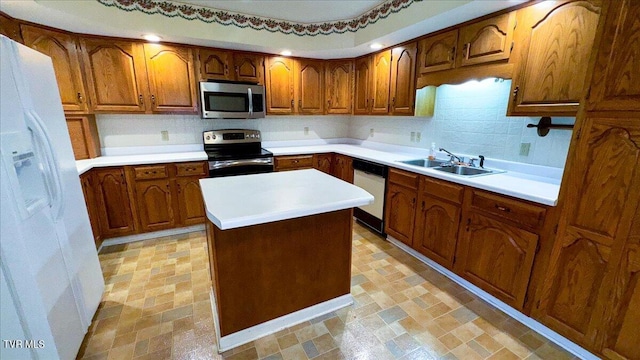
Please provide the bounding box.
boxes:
[200,169,374,230]
[76,140,561,206]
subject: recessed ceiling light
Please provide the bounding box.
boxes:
[370,43,383,50]
[143,34,162,43]
[280,50,292,56]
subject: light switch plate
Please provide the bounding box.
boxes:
[161,130,169,141]
[304,127,309,135]
[369,128,374,137]
[520,142,531,156]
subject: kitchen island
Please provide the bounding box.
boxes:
[199,169,373,351]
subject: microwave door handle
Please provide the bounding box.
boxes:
[247,88,253,117]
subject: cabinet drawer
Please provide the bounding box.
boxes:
[470,190,546,229]
[133,165,169,180]
[176,162,206,177]
[388,168,419,189]
[421,176,464,204]
[275,155,314,171]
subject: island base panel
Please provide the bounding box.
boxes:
[207,209,353,336]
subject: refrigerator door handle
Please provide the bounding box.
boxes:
[25,110,65,221]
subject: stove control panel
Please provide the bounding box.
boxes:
[203,129,261,145]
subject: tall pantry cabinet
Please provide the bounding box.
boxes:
[533,0,640,358]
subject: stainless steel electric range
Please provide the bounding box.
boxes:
[203,129,274,177]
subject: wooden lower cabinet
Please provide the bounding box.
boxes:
[454,211,539,310]
[412,177,463,269]
[80,172,102,248]
[332,154,353,183]
[274,155,314,171]
[93,167,136,238]
[384,169,418,246]
[313,153,333,174]
[175,176,206,225]
[134,178,175,232]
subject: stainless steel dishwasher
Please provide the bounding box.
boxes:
[352,159,387,234]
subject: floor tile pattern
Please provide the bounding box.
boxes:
[79,223,577,359]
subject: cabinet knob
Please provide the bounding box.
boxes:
[139,94,144,105]
[291,99,294,108]
[512,86,519,102]
[495,204,511,213]
[151,95,156,105]
[224,64,229,75]
[449,46,456,62]
[77,92,83,103]
[235,66,239,75]
[298,99,302,109]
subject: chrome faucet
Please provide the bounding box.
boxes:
[439,148,463,165]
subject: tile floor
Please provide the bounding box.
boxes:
[78,222,577,360]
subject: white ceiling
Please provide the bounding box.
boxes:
[177,0,385,23]
[1,0,529,59]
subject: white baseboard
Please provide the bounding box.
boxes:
[98,224,205,250]
[215,294,353,352]
[385,236,598,360]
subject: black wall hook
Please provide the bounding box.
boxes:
[527,117,574,137]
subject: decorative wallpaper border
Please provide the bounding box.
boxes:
[96,0,420,36]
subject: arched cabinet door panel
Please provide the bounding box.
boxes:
[144,44,198,113]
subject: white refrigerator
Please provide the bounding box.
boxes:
[0,36,105,359]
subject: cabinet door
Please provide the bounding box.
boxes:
[135,179,175,232]
[417,30,458,74]
[265,56,295,114]
[390,43,417,115]
[587,0,640,112]
[21,25,88,112]
[384,183,417,246]
[0,13,23,43]
[81,39,149,112]
[94,168,135,237]
[325,60,353,114]
[371,50,392,114]
[535,118,640,347]
[455,212,538,310]
[198,48,233,81]
[413,194,460,269]
[313,153,333,174]
[353,56,372,115]
[296,59,324,115]
[66,115,100,160]
[175,177,205,226]
[80,172,102,248]
[233,52,264,84]
[510,1,601,116]
[332,154,353,183]
[457,12,515,67]
[274,155,314,171]
[144,44,198,113]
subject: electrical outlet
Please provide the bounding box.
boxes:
[369,128,374,137]
[304,127,309,135]
[520,142,531,156]
[416,132,421,142]
[410,132,416,142]
[161,130,169,141]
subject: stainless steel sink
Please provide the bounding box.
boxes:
[399,159,447,168]
[433,165,498,176]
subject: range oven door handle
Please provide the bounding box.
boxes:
[209,158,273,170]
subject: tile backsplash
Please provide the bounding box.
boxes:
[350,79,574,168]
[96,79,573,168]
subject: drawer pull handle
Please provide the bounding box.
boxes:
[495,205,511,212]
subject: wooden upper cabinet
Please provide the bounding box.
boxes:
[509,0,601,116]
[143,44,198,113]
[198,48,232,81]
[93,167,136,237]
[233,52,264,84]
[390,43,417,115]
[265,56,295,114]
[80,38,149,113]
[325,60,353,114]
[371,50,392,114]
[587,0,640,112]
[455,211,539,310]
[1,12,23,43]
[417,30,458,74]
[21,25,88,112]
[296,59,324,115]
[354,56,372,115]
[457,12,515,67]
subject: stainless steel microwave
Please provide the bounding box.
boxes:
[199,81,266,119]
